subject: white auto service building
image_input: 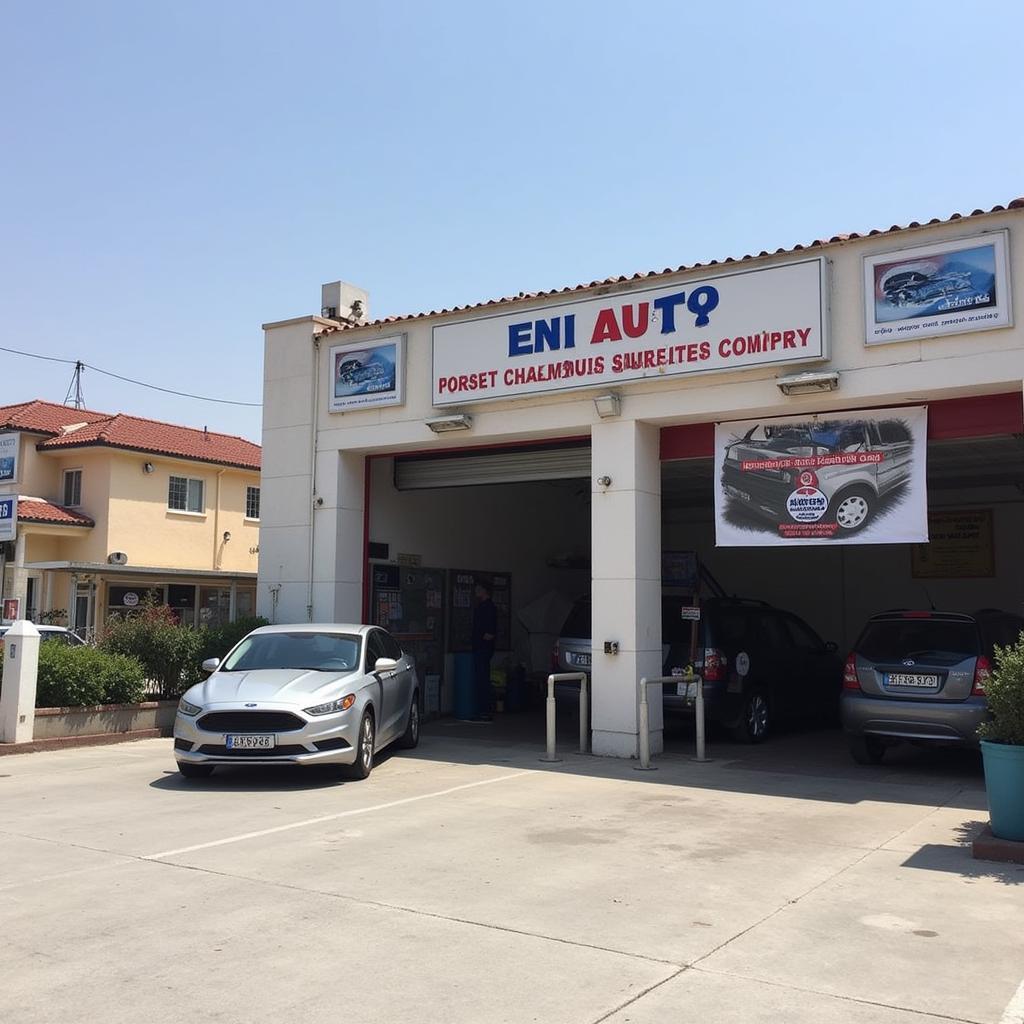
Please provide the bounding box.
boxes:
[259,199,1024,758]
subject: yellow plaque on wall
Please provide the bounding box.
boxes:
[911,509,995,579]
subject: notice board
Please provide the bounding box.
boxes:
[448,570,512,653]
[911,509,995,579]
[370,564,447,677]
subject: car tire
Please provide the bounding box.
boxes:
[834,486,875,534]
[177,762,214,779]
[397,692,420,750]
[849,735,887,765]
[732,689,770,744]
[344,710,375,780]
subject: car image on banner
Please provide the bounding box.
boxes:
[714,406,928,546]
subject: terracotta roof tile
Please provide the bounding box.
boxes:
[36,411,261,471]
[17,499,95,527]
[327,197,1024,333]
[0,399,111,436]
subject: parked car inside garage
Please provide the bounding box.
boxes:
[841,609,1024,764]
[555,595,843,742]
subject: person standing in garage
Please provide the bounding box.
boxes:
[471,579,498,722]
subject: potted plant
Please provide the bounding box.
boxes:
[979,632,1024,842]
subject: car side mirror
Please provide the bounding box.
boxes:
[374,656,399,673]
[825,641,838,653]
[201,657,221,673]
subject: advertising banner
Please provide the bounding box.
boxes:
[432,258,829,406]
[0,432,18,483]
[863,231,1011,345]
[714,406,928,546]
[328,335,406,412]
[0,496,15,543]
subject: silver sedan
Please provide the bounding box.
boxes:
[173,623,420,780]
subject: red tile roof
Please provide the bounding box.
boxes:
[0,400,111,437]
[36,411,261,471]
[17,499,95,527]
[326,197,1024,332]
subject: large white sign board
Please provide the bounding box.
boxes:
[714,406,928,547]
[432,258,829,406]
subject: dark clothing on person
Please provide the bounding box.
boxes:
[472,597,498,717]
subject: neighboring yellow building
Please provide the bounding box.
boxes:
[0,400,260,636]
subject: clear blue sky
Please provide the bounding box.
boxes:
[3,0,1022,441]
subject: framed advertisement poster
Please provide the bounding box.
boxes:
[714,406,928,547]
[863,231,1011,345]
[328,335,406,412]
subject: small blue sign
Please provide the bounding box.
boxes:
[0,497,16,543]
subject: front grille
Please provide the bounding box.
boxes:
[197,744,308,757]
[197,711,305,733]
[173,738,193,752]
[313,736,351,752]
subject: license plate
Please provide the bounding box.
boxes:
[885,673,939,688]
[226,734,276,749]
[726,485,752,503]
[571,653,591,667]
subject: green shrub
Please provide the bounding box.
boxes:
[979,632,1024,746]
[197,616,269,667]
[100,603,203,699]
[36,643,146,708]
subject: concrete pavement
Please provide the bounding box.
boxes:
[1,724,1022,1023]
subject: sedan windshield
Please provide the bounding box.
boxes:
[221,632,361,672]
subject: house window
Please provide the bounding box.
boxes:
[245,485,261,520]
[62,469,82,508]
[168,475,204,514]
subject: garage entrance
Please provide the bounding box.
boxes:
[365,441,592,726]
[659,393,1024,757]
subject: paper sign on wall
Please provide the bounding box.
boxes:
[714,406,928,547]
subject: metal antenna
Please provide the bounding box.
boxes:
[63,361,86,409]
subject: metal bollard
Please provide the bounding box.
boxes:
[691,677,712,763]
[540,672,589,763]
[635,678,656,771]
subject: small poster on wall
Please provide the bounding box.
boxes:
[863,231,1012,345]
[328,335,406,412]
[714,406,929,547]
[911,509,995,578]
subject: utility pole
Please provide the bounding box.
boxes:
[63,361,85,409]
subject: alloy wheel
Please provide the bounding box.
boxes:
[361,715,374,771]
[748,694,768,739]
[836,494,869,529]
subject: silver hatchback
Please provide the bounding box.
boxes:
[841,610,1022,764]
[173,623,420,780]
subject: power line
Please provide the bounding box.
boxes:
[0,344,261,408]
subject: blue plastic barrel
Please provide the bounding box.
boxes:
[454,653,475,720]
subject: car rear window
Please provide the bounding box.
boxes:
[856,619,980,664]
[560,601,592,639]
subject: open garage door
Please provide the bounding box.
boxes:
[659,392,1024,760]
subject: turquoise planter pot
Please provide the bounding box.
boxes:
[981,740,1024,842]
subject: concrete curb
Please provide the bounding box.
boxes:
[972,824,1024,865]
[0,728,163,757]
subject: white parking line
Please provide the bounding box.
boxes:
[1002,977,1024,1024]
[143,769,536,860]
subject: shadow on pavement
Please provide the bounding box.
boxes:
[900,820,1024,885]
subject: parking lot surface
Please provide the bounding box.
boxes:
[2,723,1022,1024]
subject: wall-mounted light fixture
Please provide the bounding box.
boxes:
[776,371,840,396]
[143,462,155,474]
[426,413,473,433]
[596,475,612,488]
[593,393,621,419]
[222,531,231,543]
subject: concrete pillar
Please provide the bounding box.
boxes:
[1,620,40,743]
[590,419,663,758]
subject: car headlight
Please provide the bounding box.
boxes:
[178,698,202,716]
[304,694,356,716]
